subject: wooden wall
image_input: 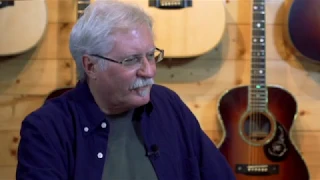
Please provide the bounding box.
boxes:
[1,0,320,179]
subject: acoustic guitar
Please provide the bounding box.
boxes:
[286,0,320,62]
[124,0,227,58]
[79,0,227,58]
[217,0,310,179]
[0,0,48,56]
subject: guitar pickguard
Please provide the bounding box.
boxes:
[264,122,290,162]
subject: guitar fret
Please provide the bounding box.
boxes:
[253,14,265,21]
[250,87,266,90]
[250,101,267,104]
[249,101,267,104]
[251,69,265,73]
[252,28,265,31]
[252,42,265,45]
[251,77,265,80]
[252,56,265,58]
[253,30,265,36]
[251,60,265,63]
[250,96,266,100]
[249,105,267,109]
[251,81,265,84]
[252,45,265,51]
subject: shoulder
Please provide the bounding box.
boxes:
[150,84,195,125]
[20,90,76,141]
[150,84,182,103]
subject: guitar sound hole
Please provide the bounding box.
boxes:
[243,112,271,144]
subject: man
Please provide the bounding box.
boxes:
[16,1,235,180]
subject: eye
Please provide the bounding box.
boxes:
[123,57,140,65]
[147,52,155,60]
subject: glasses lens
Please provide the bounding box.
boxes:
[154,50,163,63]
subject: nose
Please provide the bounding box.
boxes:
[137,57,156,78]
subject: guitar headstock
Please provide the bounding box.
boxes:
[149,0,192,9]
[77,0,92,19]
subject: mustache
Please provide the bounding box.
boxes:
[130,78,154,90]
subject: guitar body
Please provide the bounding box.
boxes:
[287,0,320,62]
[0,0,48,56]
[217,85,310,180]
[122,0,226,58]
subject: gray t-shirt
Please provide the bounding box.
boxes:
[102,110,158,180]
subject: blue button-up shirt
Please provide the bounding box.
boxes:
[16,81,235,180]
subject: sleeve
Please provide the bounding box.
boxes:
[16,113,67,180]
[172,92,236,180]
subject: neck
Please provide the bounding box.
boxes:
[87,79,130,115]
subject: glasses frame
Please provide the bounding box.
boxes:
[88,47,164,67]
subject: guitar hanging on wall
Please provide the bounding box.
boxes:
[0,0,48,56]
[287,0,320,63]
[216,0,310,179]
[125,0,226,58]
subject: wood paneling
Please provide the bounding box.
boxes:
[0,0,319,179]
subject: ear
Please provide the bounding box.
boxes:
[82,55,98,79]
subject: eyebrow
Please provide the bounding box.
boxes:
[122,47,156,58]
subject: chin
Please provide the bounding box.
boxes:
[131,86,151,104]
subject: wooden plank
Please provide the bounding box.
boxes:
[47,0,77,23]
[0,58,74,95]
[0,166,16,180]
[31,23,74,60]
[0,95,46,130]
[0,130,19,166]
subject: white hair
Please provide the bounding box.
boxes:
[69,0,153,81]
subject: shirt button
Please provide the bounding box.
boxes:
[97,152,103,159]
[101,122,107,128]
[84,127,89,132]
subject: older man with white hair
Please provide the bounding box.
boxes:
[16,1,235,180]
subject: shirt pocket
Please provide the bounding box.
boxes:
[175,156,201,180]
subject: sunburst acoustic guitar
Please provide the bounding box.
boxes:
[217,0,310,179]
[287,0,320,63]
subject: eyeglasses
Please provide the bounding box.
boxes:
[89,48,164,68]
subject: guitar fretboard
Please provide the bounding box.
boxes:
[78,0,90,19]
[249,0,267,111]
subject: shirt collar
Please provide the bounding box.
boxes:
[68,80,153,134]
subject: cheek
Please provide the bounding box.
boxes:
[151,64,157,74]
[113,70,137,88]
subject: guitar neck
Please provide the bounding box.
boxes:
[77,0,91,19]
[249,0,267,110]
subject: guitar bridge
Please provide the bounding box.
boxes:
[149,0,192,9]
[235,164,279,176]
